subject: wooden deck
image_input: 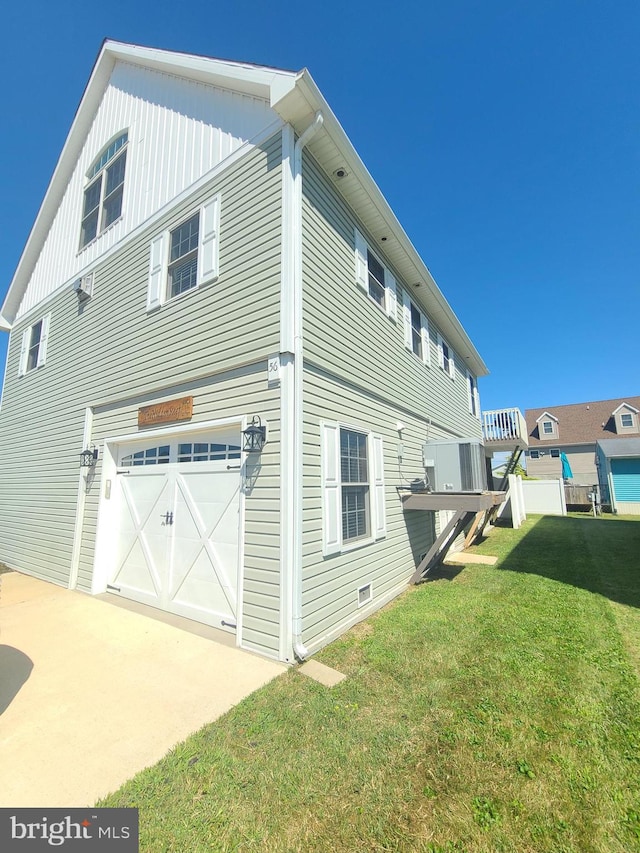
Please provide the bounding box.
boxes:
[401,490,506,512]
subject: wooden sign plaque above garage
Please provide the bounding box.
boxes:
[138,396,193,428]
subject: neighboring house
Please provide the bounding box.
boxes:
[525,397,640,485]
[596,439,640,516]
[0,41,487,663]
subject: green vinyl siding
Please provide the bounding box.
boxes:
[299,150,481,652]
[301,151,482,441]
[0,133,283,657]
[302,367,439,651]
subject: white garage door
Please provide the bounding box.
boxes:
[107,431,242,631]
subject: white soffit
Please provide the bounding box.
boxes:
[272,71,488,377]
[3,42,488,378]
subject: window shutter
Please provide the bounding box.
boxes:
[402,291,412,350]
[448,346,456,379]
[18,329,29,376]
[474,385,481,419]
[437,335,445,369]
[354,229,368,291]
[372,434,386,540]
[386,271,398,321]
[147,233,165,311]
[421,317,431,366]
[321,422,341,556]
[37,314,50,368]
[198,195,220,285]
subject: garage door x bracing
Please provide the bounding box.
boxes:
[108,433,242,631]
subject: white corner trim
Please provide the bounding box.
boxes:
[279,115,323,663]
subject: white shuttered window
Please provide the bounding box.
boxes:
[18,314,50,376]
[321,422,386,555]
[354,228,398,321]
[402,291,431,366]
[146,194,220,311]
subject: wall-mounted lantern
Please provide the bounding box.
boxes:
[242,416,266,453]
[80,444,99,467]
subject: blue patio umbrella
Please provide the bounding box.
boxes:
[560,452,573,480]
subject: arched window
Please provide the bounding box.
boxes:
[80,131,128,248]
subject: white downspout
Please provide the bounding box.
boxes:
[291,112,324,661]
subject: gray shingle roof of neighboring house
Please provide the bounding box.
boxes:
[525,396,640,446]
[597,438,640,458]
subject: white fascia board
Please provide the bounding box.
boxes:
[2,40,297,326]
[2,44,115,326]
[612,402,639,415]
[536,411,559,423]
[106,41,297,100]
[0,316,11,332]
[272,70,489,378]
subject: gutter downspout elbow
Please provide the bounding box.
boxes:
[291,111,323,663]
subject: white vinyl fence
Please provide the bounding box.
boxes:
[497,476,567,528]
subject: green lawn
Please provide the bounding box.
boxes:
[102,514,640,852]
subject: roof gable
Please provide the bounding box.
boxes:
[536,411,558,423]
[3,41,296,326]
[612,402,639,415]
[2,40,488,377]
[526,396,640,445]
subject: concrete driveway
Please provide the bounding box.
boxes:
[0,571,285,807]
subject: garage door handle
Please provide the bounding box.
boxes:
[227,464,241,470]
[161,511,174,525]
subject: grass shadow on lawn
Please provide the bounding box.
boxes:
[488,515,640,610]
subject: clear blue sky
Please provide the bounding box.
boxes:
[1,0,638,414]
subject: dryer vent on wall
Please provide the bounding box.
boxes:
[73,272,94,302]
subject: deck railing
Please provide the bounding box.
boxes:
[482,408,528,445]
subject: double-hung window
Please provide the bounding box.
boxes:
[80,132,128,248]
[438,335,455,379]
[147,195,220,310]
[402,292,431,365]
[340,429,370,542]
[354,229,398,320]
[321,422,386,555]
[366,250,386,309]
[621,413,634,428]
[168,213,200,298]
[18,315,50,376]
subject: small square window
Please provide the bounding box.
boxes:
[529,450,540,459]
[550,449,560,458]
